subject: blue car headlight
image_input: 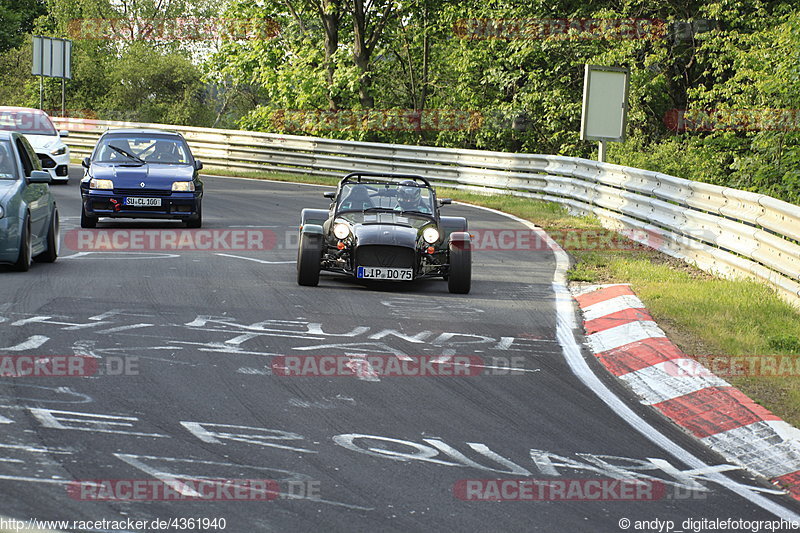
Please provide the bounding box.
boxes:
[0,205,4,219]
[172,181,195,192]
[90,179,114,189]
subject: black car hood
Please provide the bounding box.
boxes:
[91,163,193,190]
[353,224,418,248]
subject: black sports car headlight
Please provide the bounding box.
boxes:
[333,222,351,240]
[422,227,440,244]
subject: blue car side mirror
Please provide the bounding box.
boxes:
[29,170,51,184]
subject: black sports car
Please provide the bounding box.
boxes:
[297,172,471,293]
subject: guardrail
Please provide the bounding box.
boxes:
[53,117,800,308]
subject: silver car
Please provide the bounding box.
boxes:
[0,131,59,271]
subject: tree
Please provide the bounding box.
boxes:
[0,0,45,53]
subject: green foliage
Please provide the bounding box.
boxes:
[0,0,45,53]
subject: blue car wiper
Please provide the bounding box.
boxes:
[108,145,145,164]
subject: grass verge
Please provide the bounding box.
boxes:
[207,168,800,427]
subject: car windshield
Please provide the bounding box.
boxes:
[0,109,57,136]
[0,141,15,179]
[94,134,192,164]
[337,182,435,216]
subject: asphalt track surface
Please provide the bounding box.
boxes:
[0,167,798,532]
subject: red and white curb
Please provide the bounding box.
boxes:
[571,283,800,500]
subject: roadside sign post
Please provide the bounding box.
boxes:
[580,65,629,163]
[31,36,73,116]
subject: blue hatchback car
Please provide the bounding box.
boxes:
[80,129,204,228]
[0,131,59,270]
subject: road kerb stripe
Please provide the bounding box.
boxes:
[575,284,636,308]
[618,359,730,405]
[574,283,800,500]
[702,423,800,478]
[585,307,654,334]
[582,294,647,321]
[587,320,666,353]
[774,471,800,499]
[596,337,687,376]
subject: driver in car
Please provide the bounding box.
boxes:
[397,181,432,213]
[0,145,14,176]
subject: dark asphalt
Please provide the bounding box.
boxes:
[0,167,796,532]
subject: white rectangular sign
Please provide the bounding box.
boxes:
[31,36,72,79]
[580,65,629,142]
[32,36,43,76]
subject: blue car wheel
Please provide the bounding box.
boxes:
[12,216,31,272]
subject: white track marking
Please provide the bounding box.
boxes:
[581,294,647,321]
[587,320,666,353]
[461,202,800,520]
[29,409,168,438]
[95,323,153,334]
[114,453,374,511]
[215,253,295,264]
[0,442,72,454]
[0,336,49,351]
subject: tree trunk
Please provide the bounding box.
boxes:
[319,0,342,110]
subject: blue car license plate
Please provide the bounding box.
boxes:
[357,266,413,280]
[124,197,162,207]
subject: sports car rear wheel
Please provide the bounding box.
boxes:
[297,233,322,286]
[448,242,471,294]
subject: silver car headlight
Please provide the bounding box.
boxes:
[0,205,4,219]
[423,227,440,244]
[89,179,114,189]
[172,181,195,192]
[333,222,351,240]
[50,146,67,156]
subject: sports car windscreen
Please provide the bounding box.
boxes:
[0,109,57,136]
[94,135,192,164]
[337,182,435,214]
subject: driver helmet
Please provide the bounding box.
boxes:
[398,180,421,206]
[152,140,173,160]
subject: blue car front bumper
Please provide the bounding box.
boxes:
[82,190,201,220]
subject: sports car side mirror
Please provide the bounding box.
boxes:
[59,130,70,138]
[194,159,204,170]
[82,157,90,168]
[324,191,336,199]
[439,198,452,206]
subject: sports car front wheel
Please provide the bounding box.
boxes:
[297,233,322,286]
[448,242,471,294]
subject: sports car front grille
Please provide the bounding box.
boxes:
[356,245,415,268]
[113,188,172,196]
